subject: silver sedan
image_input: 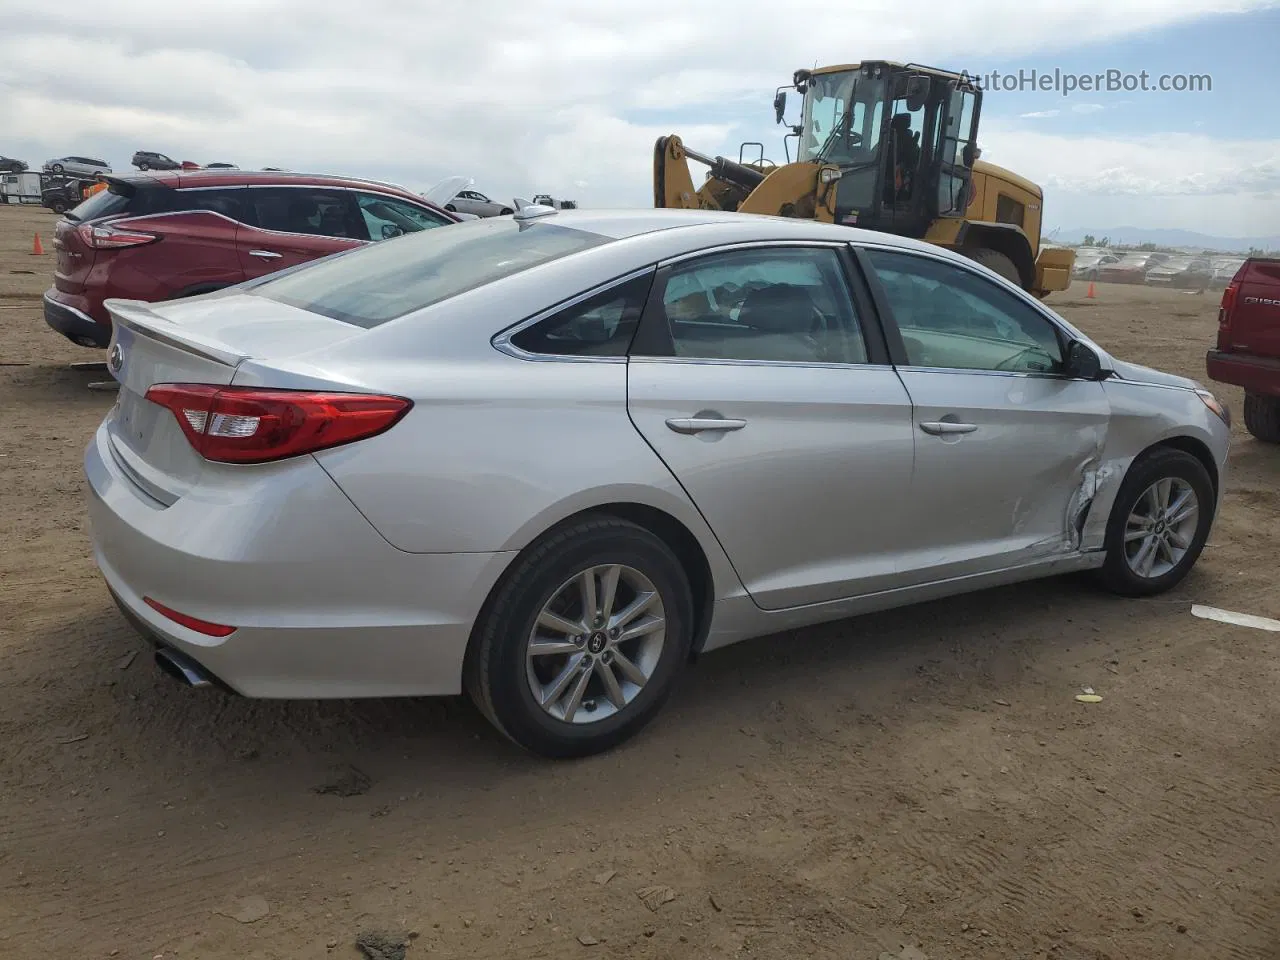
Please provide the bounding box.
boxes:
[85,208,1231,758]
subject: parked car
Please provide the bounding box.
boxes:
[1145,256,1214,290]
[1208,258,1246,290]
[205,162,239,169]
[1206,256,1280,442]
[0,156,28,173]
[43,156,111,177]
[1096,252,1171,284]
[40,176,101,215]
[132,151,181,171]
[442,188,513,218]
[43,169,462,348]
[1071,252,1120,280]
[85,208,1231,758]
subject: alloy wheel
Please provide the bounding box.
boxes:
[1123,477,1199,578]
[525,564,666,724]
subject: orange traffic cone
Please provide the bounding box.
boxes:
[30,233,44,255]
[1086,281,1096,299]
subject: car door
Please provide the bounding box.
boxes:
[857,244,1111,583]
[626,242,918,611]
[236,186,368,279]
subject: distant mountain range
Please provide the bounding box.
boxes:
[1050,227,1280,253]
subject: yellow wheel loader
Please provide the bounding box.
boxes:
[654,61,1074,297]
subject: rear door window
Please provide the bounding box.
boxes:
[171,188,251,223]
[248,187,364,239]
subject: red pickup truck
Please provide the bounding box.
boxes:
[1206,257,1280,442]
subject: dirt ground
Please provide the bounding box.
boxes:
[1,201,1278,960]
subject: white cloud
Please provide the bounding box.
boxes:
[1071,103,1106,114]
[1021,110,1062,118]
[0,0,1277,228]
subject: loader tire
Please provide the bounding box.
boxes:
[964,247,1022,287]
[1243,392,1280,443]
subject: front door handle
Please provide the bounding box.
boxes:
[919,421,978,435]
[248,249,283,260]
[665,417,747,435]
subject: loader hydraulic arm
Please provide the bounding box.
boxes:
[654,135,766,210]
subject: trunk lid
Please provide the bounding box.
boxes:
[103,294,366,503]
[1218,258,1280,358]
[52,217,96,294]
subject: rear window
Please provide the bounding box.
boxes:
[66,182,178,222]
[67,185,131,222]
[251,216,611,328]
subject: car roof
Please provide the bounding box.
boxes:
[108,168,419,194]
[102,168,456,213]
[510,207,974,260]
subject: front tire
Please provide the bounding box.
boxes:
[50,163,64,174]
[964,247,1023,288]
[1243,392,1280,443]
[464,516,694,758]
[1097,448,1215,597]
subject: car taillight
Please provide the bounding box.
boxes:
[1217,270,1244,349]
[76,222,158,249]
[144,384,412,464]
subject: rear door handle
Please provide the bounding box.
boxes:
[919,421,977,435]
[248,249,283,260]
[665,417,747,434]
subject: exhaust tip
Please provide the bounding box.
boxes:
[154,647,213,688]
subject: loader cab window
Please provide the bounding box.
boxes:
[936,87,978,216]
[800,71,885,166]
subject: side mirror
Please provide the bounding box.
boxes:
[905,75,930,112]
[773,90,787,125]
[381,223,402,239]
[1065,340,1106,380]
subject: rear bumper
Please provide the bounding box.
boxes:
[43,288,110,348]
[84,422,516,698]
[1206,349,1280,397]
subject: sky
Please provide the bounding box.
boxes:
[1,0,1277,238]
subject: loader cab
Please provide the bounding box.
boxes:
[788,61,981,238]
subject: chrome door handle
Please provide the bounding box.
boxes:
[919,421,977,435]
[248,249,283,259]
[665,417,747,434]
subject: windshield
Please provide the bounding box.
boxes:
[799,70,886,166]
[251,216,610,328]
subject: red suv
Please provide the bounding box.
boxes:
[43,169,461,348]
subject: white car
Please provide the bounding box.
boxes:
[86,208,1231,758]
[43,156,112,177]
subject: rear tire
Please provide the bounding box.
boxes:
[137,162,149,171]
[964,247,1023,288]
[50,200,67,214]
[1243,392,1280,443]
[1096,447,1215,597]
[500,207,513,215]
[463,516,694,759]
[50,163,64,174]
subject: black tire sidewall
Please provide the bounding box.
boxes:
[1102,450,1215,595]
[481,523,693,757]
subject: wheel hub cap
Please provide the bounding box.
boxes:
[525,564,667,725]
[1123,477,1199,579]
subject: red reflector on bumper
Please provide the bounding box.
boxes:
[143,597,237,637]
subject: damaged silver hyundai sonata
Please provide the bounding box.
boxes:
[85,207,1230,758]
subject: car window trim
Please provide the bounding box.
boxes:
[850,241,1095,380]
[491,266,658,364]
[630,240,895,369]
